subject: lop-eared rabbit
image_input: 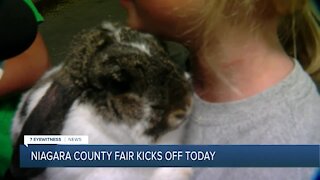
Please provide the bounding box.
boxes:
[5,22,193,180]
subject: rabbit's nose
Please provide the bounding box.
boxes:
[167,110,188,128]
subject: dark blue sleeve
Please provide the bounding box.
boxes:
[0,0,38,60]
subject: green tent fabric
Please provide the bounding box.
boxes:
[0,0,43,177]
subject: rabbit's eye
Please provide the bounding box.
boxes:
[109,80,131,94]
[97,76,131,95]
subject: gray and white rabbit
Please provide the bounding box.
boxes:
[6,22,193,180]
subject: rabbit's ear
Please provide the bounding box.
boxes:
[101,21,119,33]
[8,81,81,179]
[66,26,115,68]
[101,21,123,42]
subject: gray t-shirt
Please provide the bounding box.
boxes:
[184,60,320,180]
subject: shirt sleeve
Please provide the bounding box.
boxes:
[23,0,44,23]
[0,1,42,62]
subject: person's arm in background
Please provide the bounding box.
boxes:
[0,33,50,96]
[0,0,50,97]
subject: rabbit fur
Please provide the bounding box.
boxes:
[6,22,193,180]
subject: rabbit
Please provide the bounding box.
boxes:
[5,21,193,180]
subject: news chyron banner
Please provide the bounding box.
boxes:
[21,135,319,167]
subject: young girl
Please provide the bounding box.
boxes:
[121,0,320,179]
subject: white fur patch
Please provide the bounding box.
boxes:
[102,21,153,56]
[101,21,122,42]
[184,72,191,80]
[39,65,62,80]
[150,167,193,180]
[123,42,151,56]
[113,29,122,42]
[11,81,52,143]
[37,101,155,180]
[156,121,187,145]
[39,167,154,180]
[60,100,152,144]
[101,21,117,32]
[40,167,192,180]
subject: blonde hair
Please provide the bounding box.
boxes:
[277,0,320,81]
[197,0,320,82]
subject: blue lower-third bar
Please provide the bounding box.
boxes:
[20,145,320,168]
